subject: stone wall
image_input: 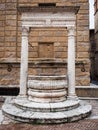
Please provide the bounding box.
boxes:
[94,10,98,79]
[0,0,17,60]
[0,0,90,86]
[90,30,96,80]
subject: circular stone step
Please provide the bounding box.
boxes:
[2,97,92,124]
[14,97,80,112]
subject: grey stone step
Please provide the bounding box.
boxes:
[2,97,92,124]
[14,98,79,112]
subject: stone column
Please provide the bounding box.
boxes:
[19,26,29,97]
[67,26,77,100]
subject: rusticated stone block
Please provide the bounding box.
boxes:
[5,3,16,10]
[77,45,89,52]
[0,4,5,10]
[77,52,89,58]
[29,52,38,58]
[0,64,20,85]
[76,77,90,86]
[55,52,67,58]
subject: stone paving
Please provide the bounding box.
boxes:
[0,120,98,130]
[0,97,98,130]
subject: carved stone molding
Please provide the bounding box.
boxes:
[18,6,80,14]
[22,12,76,28]
[22,26,29,37]
[67,26,75,37]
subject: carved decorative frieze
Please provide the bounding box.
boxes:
[22,12,76,28]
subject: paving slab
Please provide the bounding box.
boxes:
[0,120,98,130]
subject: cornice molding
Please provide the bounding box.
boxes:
[18,6,80,14]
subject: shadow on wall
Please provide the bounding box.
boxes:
[0,87,19,96]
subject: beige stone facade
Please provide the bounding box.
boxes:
[0,0,90,86]
[94,0,98,80]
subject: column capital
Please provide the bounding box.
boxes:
[67,26,75,37]
[22,26,29,36]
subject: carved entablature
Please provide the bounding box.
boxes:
[21,7,79,29]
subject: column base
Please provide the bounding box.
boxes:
[67,95,79,101]
[17,94,27,99]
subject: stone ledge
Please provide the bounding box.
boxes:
[14,98,79,112]
[0,58,90,64]
[75,86,98,98]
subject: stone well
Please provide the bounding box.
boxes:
[2,6,92,124]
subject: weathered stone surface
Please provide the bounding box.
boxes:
[14,98,79,112]
[28,75,67,102]
[2,97,92,124]
[0,64,19,85]
[0,59,90,86]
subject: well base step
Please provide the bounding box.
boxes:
[2,97,92,124]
